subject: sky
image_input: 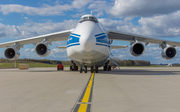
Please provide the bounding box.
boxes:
[0,0,180,64]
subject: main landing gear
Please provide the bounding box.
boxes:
[103,62,111,71]
[70,61,78,71]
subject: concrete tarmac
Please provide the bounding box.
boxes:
[0,67,180,112]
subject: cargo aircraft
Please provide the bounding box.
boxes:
[0,12,180,73]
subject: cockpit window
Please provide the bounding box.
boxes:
[89,17,94,20]
[83,17,88,19]
[79,16,98,23]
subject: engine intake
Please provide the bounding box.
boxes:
[35,43,50,57]
[4,47,20,60]
[161,47,177,60]
[130,43,145,57]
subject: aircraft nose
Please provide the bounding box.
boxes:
[81,35,94,52]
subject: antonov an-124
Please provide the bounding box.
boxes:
[0,12,180,73]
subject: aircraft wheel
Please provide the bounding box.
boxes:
[103,66,106,71]
[73,65,77,71]
[91,66,94,73]
[84,66,87,73]
[80,67,83,73]
[108,66,111,71]
[70,66,72,71]
[95,67,98,73]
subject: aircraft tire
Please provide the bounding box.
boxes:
[80,67,83,73]
[108,66,111,71]
[70,66,72,71]
[95,67,98,73]
[103,66,106,71]
[91,66,94,73]
[84,66,87,73]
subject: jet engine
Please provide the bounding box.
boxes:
[130,42,145,57]
[161,46,177,60]
[4,47,20,60]
[35,43,51,57]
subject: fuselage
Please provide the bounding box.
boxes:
[67,14,111,67]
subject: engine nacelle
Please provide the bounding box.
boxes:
[161,47,177,60]
[130,43,145,57]
[35,43,51,57]
[4,47,20,60]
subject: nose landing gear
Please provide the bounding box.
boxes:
[90,66,98,73]
[80,66,87,73]
[79,66,98,73]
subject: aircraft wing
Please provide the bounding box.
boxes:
[0,29,73,48]
[106,30,180,47]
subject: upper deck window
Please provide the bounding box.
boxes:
[79,16,98,23]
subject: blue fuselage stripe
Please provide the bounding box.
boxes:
[67,33,81,47]
[95,33,106,37]
[71,33,81,37]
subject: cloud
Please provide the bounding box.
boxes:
[24,49,30,52]
[0,19,78,39]
[31,49,34,52]
[119,55,125,58]
[72,0,92,9]
[0,0,93,16]
[138,11,180,37]
[99,10,180,37]
[71,12,86,18]
[24,48,35,52]
[88,1,111,17]
[0,12,180,40]
[0,4,69,16]
[109,0,180,17]
[99,18,124,29]
[50,49,68,59]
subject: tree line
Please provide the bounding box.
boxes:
[109,58,151,66]
[0,58,62,64]
[0,58,150,66]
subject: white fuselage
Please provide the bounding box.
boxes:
[67,18,111,67]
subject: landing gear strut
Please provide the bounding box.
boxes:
[70,60,78,71]
[103,65,111,71]
[103,61,111,71]
[90,66,98,73]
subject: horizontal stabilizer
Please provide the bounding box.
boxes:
[111,45,128,49]
[56,46,66,49]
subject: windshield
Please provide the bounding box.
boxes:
[79,16,98,23]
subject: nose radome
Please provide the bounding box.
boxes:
[81,35,94,52]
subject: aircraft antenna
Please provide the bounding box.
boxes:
[91,11,93,15]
